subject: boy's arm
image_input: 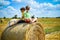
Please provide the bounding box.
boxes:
[21,13,24,19]
[24,13,27,18]
[21,16,24,20]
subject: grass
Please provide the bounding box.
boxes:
[0,18,60,34]
[44,25,60,34]
[0,18,60,40]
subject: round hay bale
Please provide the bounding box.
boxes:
[1,23,45,40]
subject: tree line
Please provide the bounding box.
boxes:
[0,15,20,19]
[0,15,60,19]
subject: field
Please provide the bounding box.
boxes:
[0,18,60,40]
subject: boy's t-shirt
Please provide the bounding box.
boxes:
[24,12,31,19]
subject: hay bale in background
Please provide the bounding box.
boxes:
[1,22,45,40]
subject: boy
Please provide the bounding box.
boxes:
[20,7,25,19]
[24,6,37,23]
[16,7,25,23]
[24,6,31,23]
[8,7,25,27]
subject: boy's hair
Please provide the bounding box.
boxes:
[26,6,30,10]
[20,7,25,11]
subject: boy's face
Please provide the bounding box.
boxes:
[21,10,25,13]
[26,7,30,11]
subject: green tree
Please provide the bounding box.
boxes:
[12,15,17,19]
[3,16,6,19]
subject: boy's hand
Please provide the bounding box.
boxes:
[22,16,24,18]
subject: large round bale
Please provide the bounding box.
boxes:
[1,22,45,40]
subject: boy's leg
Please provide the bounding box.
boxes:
[8,19,20,27]
[29,18,33,23]
[25,19,30,23]
[17,20,25,24]
[8,20,16,27]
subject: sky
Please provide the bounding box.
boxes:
[0,0,60,18]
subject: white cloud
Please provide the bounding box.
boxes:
[1,0,60,17]
[23,0,60,17]
[54,0,60,2]
[12,0,21,2]
[0,0,10,6]
[7,6,17,11]
[0,6,21,18]
[11,0,60,10]
[21,0,55,10]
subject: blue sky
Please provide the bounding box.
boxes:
[0,0,60,18]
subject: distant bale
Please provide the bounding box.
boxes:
[45,31,60,40]
[1,21,45,40]
[0,19,3,23]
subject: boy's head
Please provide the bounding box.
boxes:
[26,6,30,11]
[20,7,25,13]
